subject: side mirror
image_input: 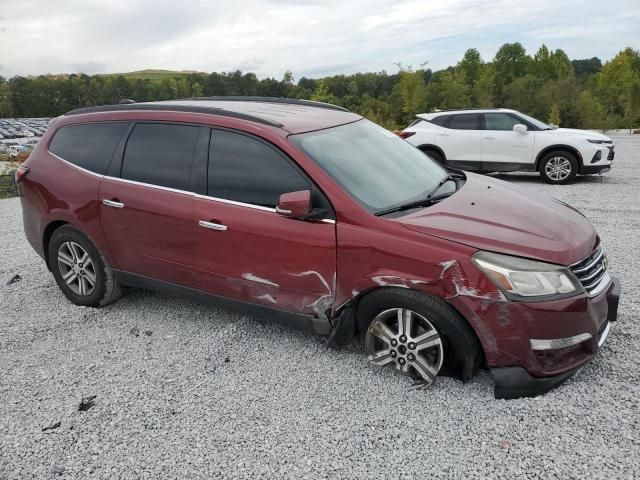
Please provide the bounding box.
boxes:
[276,190,312,219]
[513,124,528,134]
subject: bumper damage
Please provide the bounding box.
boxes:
[491,275,621,399]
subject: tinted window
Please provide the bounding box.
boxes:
[430,115,451,127]
[448,114,481,130]
[121,123,200,191]
[49,122,128,174]
[484,113,522,131]
[208,130,310,207]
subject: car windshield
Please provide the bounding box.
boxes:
[290,119,450,213]
[517,112,552,130]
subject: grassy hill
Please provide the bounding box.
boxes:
[103,69,203,80]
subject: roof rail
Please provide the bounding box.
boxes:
[427,107,503,113]
[186,96,350,112]
[63,103,285,127]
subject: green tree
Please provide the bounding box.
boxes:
[458,48,483,86]
[596,47,640,127]
[576,91,606,129]
[0,77,14,117]
[548,102,561,126]
[395,65,427,121]
[191,82,204,97]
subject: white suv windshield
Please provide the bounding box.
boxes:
[517,112,551,130]
[290,119,448,212]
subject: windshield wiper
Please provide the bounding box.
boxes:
[374,174,461,217]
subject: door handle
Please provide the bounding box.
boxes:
[438,132,450,136]
[102,199,124,208]
[199,220,227,231]
[484,136,496,140]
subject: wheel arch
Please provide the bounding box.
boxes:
[416,144,447,161]
[43,220,69,270]
[535,144,582,171]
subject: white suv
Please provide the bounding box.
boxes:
[401,108,614,184]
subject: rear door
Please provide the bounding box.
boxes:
[192,128,337,318]
[481,112,535,166]
[435,113,482,165]
[100,122,205,287]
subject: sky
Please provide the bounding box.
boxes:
[1,0,639,79]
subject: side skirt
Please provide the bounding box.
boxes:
[446,160,536,173]
[114,270,332,336]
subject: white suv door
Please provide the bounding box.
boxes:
[481,112,535,166]
[436,113,482,163]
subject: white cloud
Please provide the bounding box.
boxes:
[0,0,638,78]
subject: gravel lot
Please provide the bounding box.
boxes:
[1,135,639,479]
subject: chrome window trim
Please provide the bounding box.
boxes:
[49,149,336,222]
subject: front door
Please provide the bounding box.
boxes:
[193,128,337,317]
[99,122,203,287]
[481,112,535,166]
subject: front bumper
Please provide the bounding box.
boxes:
[580,143,614,175]
[491,275,621,399]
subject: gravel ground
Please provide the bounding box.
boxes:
[1,135,639,479]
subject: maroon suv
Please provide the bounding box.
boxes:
[17,97,620,398]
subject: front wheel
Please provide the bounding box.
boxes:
[539,151,578,184]
[357,288,482,387]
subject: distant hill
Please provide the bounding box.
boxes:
[103,69,204,80]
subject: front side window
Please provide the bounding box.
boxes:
[49,122,128,174]
[484,113,522,131]
[121,123,200,191]
[290,119,449,213]
[448,114,481,130]
[208,130,310,208]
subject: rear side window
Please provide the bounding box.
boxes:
[430,115,451,127]
[208,130,310,208]
[448,114,481,130]
[49,122,128,174]
[121,123,200,191]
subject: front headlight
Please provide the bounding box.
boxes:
[472,251,583,300]
[587,139,607,144]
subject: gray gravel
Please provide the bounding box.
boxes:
[1,135,639,479]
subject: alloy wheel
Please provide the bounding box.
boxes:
[545,156,572,181]
[57,241,97,296]
[365,308,444,385]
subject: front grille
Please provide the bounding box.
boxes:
[570,247,609,296]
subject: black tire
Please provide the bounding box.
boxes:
[48,225,122,307]
[420,148,444,165]
[356,288,482,382]
[539,150,578,184]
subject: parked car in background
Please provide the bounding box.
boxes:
[17,97,619,398]
[400,108,615,184]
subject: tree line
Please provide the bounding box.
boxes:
[0,43,638,130]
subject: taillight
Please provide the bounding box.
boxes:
[15,166,30,183]
[398,131,416,139]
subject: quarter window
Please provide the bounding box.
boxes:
[430,115,451,127]
[448,114,481,130]
[484,113,522,131]
[121,123,200,191]
[208,130,310,208]
[49,122,128,174]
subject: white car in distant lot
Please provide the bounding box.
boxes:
[400,108,615,184]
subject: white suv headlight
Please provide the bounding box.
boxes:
[472,251,583,300]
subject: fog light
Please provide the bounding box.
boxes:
[591,151,601,163]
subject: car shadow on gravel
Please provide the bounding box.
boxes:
[487,172,619,184]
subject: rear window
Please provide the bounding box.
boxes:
[121,123,200,191]
[448,113,481,130]
[49,122,128,174]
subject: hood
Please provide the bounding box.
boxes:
[395,173,598,265]
[547,128,611,142]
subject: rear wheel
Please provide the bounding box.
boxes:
[49,226,122,307]
[357,288,482,386]
[539,151,578,184]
